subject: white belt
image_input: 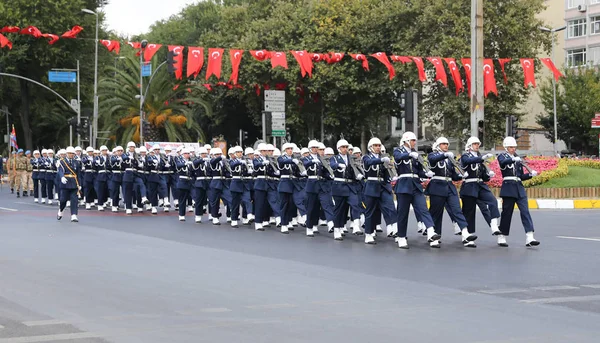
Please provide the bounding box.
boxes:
[256,175,267,179]
[432,176,452,182]
[399,173,419,178]
[503,176,521,181]
[212,176,225,180]
[178,176,190,179]
[98,170,107,173]
[84,170,96,173]
[308,175,321,180]
[232,176,242,179]
[125,168,134,171]
[112,171,122,174]
[280,175,292,179]
[243,177,254,180]
[464,178,483,183]
[151,170,159,173]
[196,176,208,180]
[334,177,354,183]
[367,177,383,181]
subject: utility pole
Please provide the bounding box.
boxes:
[470,0,484,141]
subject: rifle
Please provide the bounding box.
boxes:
[514,153,533,173]
[346,153,362,177]
[380,152,397,177]
[292,152,306,173]
[416,152,432,173]
[266,155,280,172]
[318,154,335,175]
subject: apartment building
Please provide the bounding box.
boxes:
[565,0,600,66]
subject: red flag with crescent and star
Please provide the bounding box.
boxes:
[61,25,83,39]
[19,26,42,38]
[290,50,313,78]
[270,51,288,69]
[483,58,497,97]
[461,58,472,96]
[0,33,12,49]
[390,55,413,64]
[101,40,121,54]
[309,53,328,63]
[520,58,536,88]
[143,43,162,62]
[206,48,224,80]
[229,49,243,84]
[187,47,204,78]
[444,58,463,95]
[371,52,396,80]
[427,57,447,86]
[168,45,184,80]
[498,58,511,84]
[350,53,369,71]
[42,33,59,45]
[1,26,20,33]
[250,50,270,61]
[327,52,344,64]
[411,57,427,82]
[539,58,563,81]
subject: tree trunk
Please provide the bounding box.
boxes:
[360,127,366,153]
[19,79,33,150]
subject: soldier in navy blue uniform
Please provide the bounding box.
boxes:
[174,148,194,221]
[276,143,298,234]
[291,147,308,226]
[147,145,168,214]
[459,137,502,238]
[109,146,125,212]
[191,147,210,223]
[94,146,110,211]
[81,147,96,210]
[227,146,247,228]
[208,147,229,225]
[241,147,255,225]
[44,149,57,205]
[361,138,396,244]
[38,149,48,203]
[133,147,150,212]
[392,132,437,248]
[330,139,364,240]
[31,150,41,203]
[57,147,82,222]
[253,144,275,231]
[497,136,540,247]
[164,146,178,211]
[302,140,334,237]
[427,137,477,248]
[120,143,137,215]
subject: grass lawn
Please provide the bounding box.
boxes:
[535,166,600,188]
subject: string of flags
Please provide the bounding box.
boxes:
[1,24,564,97]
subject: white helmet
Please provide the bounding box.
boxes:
[86,146,94,152]
[348,144,354,151]
[66,146,74,152]
[139,147,148,153]
[266,144,275,151]
[381,145,386,153]
[318,143,326,150]
[115,146,124,151]
[203,144,211,150]
[134,148,140,154]
[181,148,191,154]
[41,149,48,154]
[367,137,382,152]
[273,148,281,157]
[282,143,294,151]
[324,147,334,155]
[164,145,173,151]
[100,145,108,151]
[293,147,301,154]
[300,147,310,155]
[33,150,40,155]
[58,149,67,155]
[308,140,320,149]
[257,143,267,152]
[244,147,255,155]
[291,143,298,149]
[466,137,481,150]
[127,141,136,148]
[503,136,517,148]
[94,150,100,154]
[336,139,349,150]
[401,131,417,144]
[353,147,362,154]
[433,137,449,151]
[211,147,223,155]
[47,149,54,154]
[152,144,161,150]
[198,147,208,154]
[74,146,82,151]
[232,146,243,154]
[227,147,234,155]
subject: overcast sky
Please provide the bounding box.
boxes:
[103,0,198,37]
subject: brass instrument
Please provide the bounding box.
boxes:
[381,152,397,177]
[318,154,335,175]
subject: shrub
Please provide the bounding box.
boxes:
[565,158,600,169]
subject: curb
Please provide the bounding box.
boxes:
[415,199,600,210]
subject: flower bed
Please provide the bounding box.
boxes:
[565,158,600,169]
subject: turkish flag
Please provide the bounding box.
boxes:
[350,53,369,71]
[411,57,427,82]
[203,84,213,91]
[1,26,20,33]
[187,47,204,78]
[427,57,447,86]
[206,48,224,80]
[254,84,260,96]
[270,51,288,69]
[390,55,413,64]
[250,50,270,61]
[275,83,287,90]
[520,58,536,88]
[143,43,162,62]
[101,40,120,54]
[371,52,396,80]
[461,58,472,96]
[127,41,141,49]
[61,25,83,39]
[444,58,463,95]
[483,58,497,97]
[42,33,59,45]
[290,50,313,78]
[328,52,344,64]
[539,58,563,81]
[0,33,12,49]
[309,53,327,62]
[168,45,184,80]
[498,58,511,84]
[19,26,42,38]
[229,49,243,84]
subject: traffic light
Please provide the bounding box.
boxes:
[478,120,484,144]
[167,50,179,77]
[510,115,520,139]
[398,91,406,118]
[405,90,416,123]
[243,130,249,140]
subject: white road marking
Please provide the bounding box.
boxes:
[557,236,600,242]
[245,303,297,310]
[0,332,102,343]
[531,285,579,291]
[520,294,600,304]
[22,319,68,327]
[581,284,600,289]
[478,288,528,294]
[0,324,3,329]
[199,307,232,313]
[0,206,17,212]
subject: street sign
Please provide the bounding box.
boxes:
[271,111,286,137]
[264,90,285,101]
[142,63,152,77]
[70,99,80,113]
[265,101,285,112]
[592,117,600,128]
[48,71,76,83]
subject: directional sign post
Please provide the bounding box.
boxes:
[264,90,286,138]
[271,112,286,137]
[48,71,77,83]
[592,113,600,128]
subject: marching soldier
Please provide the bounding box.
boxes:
[82,147,96,210]
[31,150,41,202]
[39,149,48,203]
[241,147,255,224]
[45,149,57,204]
[175,148,194,221]
[208,147,229,225]
[57,147,82,222]
[497,137,540,247]
[427,137,476,248]
[121,143,136,215]
[227,146,247,228]
[164,146,177,210]
[459,137,502,238]
[110,146,125,212]
[94,146,110,211]
[147,145,168,214]
[25,150,33,196]
[276,143,297,234]
[291,146,307,226]
[134,147,150,212]
[191,146,210,223]
[302,140,333,237]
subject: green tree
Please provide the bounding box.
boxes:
[537,68,600,155]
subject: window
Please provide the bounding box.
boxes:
[568,0,585,8]
[592,16,600,34]
[591,0,600,5]
[567,48,587,66]
[589,46,600,65]
[568,18,587,38]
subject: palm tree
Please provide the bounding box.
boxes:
[98,53,212,146]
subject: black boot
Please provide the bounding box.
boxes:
[23,191,28,197]
[16,191,20,198]
[11,188,14,194]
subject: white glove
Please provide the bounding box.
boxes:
[314,158,321,164]
[118,156,123,162]
[292,159,299,164]
[165,163,171,168]
[409,152,419,159]
[338,163,346,171]
[444,152,454,159]
[357,174,364,180]
[488,171,495,177]
[482,153,493,160]
[274,170,280,176]
[461,173,468,179]
[262,160,270,166]
[204,157,211,162]
[425,171,434,178]
[512,156,521,162]
[300,171,307,176]
[381,157,390,164]
[81,166,86,171]
[392,176,399,182]
[531,170,538,177]
[137,162,143,168]
[186,160,193,166]
[78,186,82,191]
[61,177,68,184]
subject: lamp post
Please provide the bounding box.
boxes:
[539,25,566,156]
[81,8,99,148]
[139,40,148,145]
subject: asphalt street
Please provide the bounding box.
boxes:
[1,188,600,343]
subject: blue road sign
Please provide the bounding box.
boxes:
[48,71,77,83]
[142,63,152,77]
